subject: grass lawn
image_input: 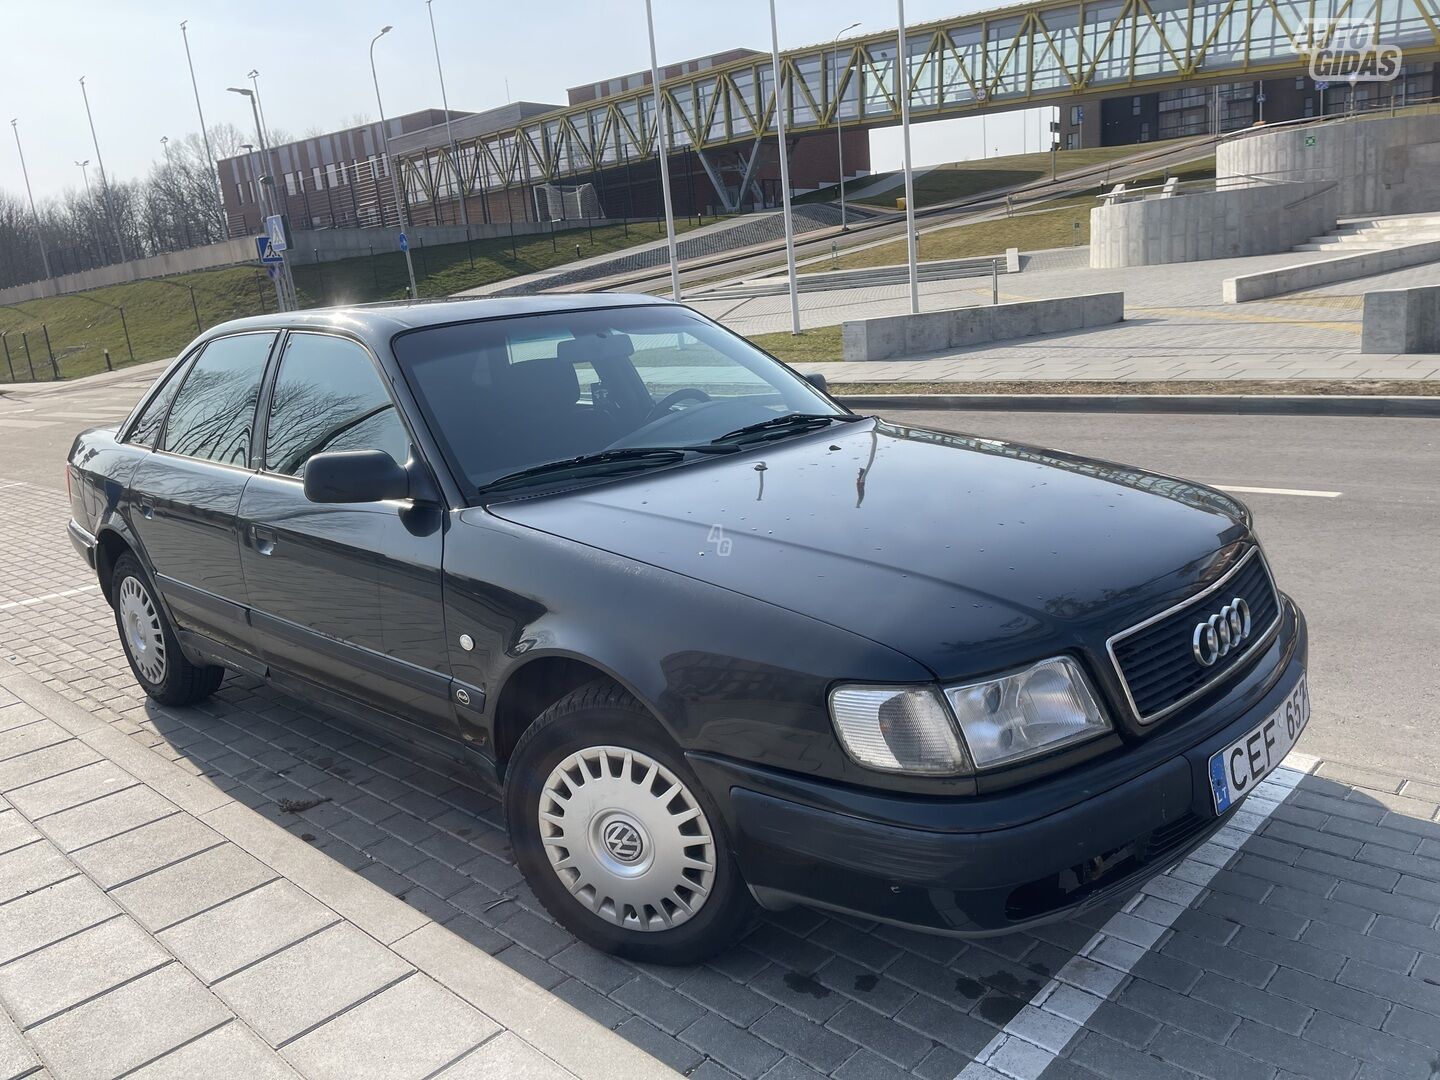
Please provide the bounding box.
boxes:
[799,145,1164,210]
[0,217,712,382]
[830,158,1215,271]
[749,325,844,364]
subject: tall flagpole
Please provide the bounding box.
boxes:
[643,0,681,301]
[769,0,801,335]
[10,120,52,282]
[79,76,128,263]
[896,0,919,314]
[426,0,470,226]
[180,20,224,233]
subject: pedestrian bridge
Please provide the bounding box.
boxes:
[397,0,1440,201]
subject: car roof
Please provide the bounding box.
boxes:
[199,292,677,346]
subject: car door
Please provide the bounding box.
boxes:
[237,331,459,744]
[128,331,278,654]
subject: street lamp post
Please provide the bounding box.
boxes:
[160,135,171,165]
[643,0,681,302]
[180,20,225,237]
[10,119,53,282]
[830,22,860,230]
[79,76,128,263]
[246,70,271,144]
[229,86,292,311]
[896,0,920,314]
[426,0,470,227]
[768,0,801,334]
[370,26,419,300]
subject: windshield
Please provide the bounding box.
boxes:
[391,304,844,496]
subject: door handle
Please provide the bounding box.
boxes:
[250,524,277,556]
[137,498,155,520]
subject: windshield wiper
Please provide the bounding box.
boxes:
[477,445,737,496]
[712,412,864,445]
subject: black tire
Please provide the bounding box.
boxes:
[504,680,756,964]
[111,553,225,707]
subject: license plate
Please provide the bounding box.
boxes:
[1208,674,1309,815]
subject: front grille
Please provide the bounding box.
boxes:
[1109,548,1280,723]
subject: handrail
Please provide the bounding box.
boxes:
[1097,172,1317,204]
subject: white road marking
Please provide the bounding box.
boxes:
[0,418,60,430]
[0,585,101,611]
[1213,484,1342,498]
[955,752,1320,1080]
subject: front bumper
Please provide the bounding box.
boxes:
[690,597,1307,937]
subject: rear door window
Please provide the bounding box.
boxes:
[263,333,410,476]
[160,333,276,465]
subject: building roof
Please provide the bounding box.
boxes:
[216,109,471,167]
[386,102,562,156]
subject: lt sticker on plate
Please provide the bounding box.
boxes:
[1208,674,1309,815]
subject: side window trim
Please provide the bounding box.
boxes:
[257,330,416,482]
[154,330,282,470]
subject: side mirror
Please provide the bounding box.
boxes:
[804,372,829,393]
[303,450,410,504]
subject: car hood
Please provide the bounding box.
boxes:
[487,418,1252,680]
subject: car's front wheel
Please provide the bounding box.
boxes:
[111,553,225,706]
[504,681,755,964]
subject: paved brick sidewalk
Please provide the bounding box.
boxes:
[687,251,1440,383]
[3,424,1440,1077]
[0,666,672,1080]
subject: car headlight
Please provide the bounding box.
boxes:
[828,685,972,775]
[944,657,1110,770]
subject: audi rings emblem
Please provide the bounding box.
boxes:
[1192,598,1251,666]
[602,820,644,863]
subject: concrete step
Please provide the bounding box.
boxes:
[1293,242,1391,251]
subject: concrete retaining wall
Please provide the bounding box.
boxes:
[0,222,551,305]
[842,292,1124,361]
[1361,284,1440,353]
[0,237,260,304]
[288,222,547,263]
[1089,181,1337,268]
[1217,113,1440,217]
[1223,240,1440,303]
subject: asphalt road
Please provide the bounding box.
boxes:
[875,407,1440,779]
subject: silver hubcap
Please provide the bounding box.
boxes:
[117,575,166,684]
[538,746,716,932]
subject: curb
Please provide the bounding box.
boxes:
[835,393,1440,417]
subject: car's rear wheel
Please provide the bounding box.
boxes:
[504,680,755,964]
[111,553,225,706]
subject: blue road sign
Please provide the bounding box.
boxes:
[1316,80,1331,90]
[255,236,284,264]
[398,232,409,253]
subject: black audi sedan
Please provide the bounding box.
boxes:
[66,296,1308,963]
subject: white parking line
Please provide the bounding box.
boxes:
[0,585,100,611]
[955,752,1320,1080]
[1213,484,1342,498]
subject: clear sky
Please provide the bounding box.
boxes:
[1,0,1055,202]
